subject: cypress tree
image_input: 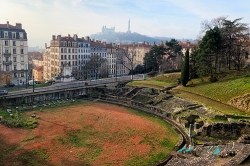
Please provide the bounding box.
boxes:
[181,49,190,86]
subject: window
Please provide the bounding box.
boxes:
[21,72,24,77]
[5,48,9,53]
[21,49,24,54]
[64,48,67,53]
[13,41,16,46]
[61,55,63,59]
[61,48,63,53]
[68,55,71,59]
[6,65,9,71]
[4,32,8,38]
[5,41,8,46]
[14,65,17,70]
[13,49,16,54]
[72,49,74,53]
[14,73,17,78]
[12,33,16,38]
[20,41,24,46]
[13,57,16,62]
[68,49,71,53]
[19,32,23,38]
[21,56,24,62]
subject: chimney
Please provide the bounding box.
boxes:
[57,35,61,40]
[45,43,47,49]
[153,41,156,45]
[146,41,149,45]
[7,21,9,28]
[73,34,77,40]
[68,34,70,37]
[16,23,22,29]
[86,36,90,41]
[52,35,56,40]
[82,37,85,40]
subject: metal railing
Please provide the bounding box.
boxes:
[7,74,146,97]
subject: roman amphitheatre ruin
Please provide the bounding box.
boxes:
[0,80,250,166]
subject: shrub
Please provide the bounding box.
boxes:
[147,71,158,77]
[209,75,218,82]
[163,69,181,73]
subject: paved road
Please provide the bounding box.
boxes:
[6,74,146,96]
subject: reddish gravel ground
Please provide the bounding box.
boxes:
[0,101,178,166]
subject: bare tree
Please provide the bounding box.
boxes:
[82,54,106,79]
[117,46,137,79]
[0,70,13,85]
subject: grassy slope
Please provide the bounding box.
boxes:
[129,71,250,116]
[127,73,180,89]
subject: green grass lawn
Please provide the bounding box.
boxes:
[127,80,174,89]
[128,73,180,89]
[181,75,250,103]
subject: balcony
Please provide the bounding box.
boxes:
[4,52,11,57]
[3,61,12,65]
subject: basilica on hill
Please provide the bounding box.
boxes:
[101,18,131,34]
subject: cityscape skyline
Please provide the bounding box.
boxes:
[1,0,250,47]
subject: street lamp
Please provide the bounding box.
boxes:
[26,64,28,89]
[33,76,34,92]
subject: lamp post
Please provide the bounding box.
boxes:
[26,64,28,89]
[33,76,34,92]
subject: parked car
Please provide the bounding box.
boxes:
[4,83,15,87]
[0,90,8,96]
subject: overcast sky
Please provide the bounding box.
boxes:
[1,0,250,47]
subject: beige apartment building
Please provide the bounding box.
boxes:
[44,34,78,82]
[120,42,152,67]
[32,66,44,83]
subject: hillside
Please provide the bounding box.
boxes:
[90,32,161,44]
[128,70,250,115]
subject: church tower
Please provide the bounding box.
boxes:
[127,18,131,33]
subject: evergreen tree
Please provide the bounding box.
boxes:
[181,49,190,86]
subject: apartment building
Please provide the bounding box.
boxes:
[89,39,107,79]
[0,21,28,85]
[120,42,152,67]
[106,44,130,77]
[77,36,90,79]
[33,66,44,83]
[49,34,78,82]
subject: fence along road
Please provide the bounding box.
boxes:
[6,74,146,97]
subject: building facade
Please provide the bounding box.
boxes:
[33,66,44,83]
[77,36,90,79]
[0,21,28,85]
[49,34,78,82]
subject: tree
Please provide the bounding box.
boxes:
[189,46,199,79]
[222,18,249,70]
[143,45,166,72]
[116,46,137,79]
[181,49,190,86]
[82,54,106,79]
[198,26,222,74]
[0,70,13,85]
[164,39,183,70]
